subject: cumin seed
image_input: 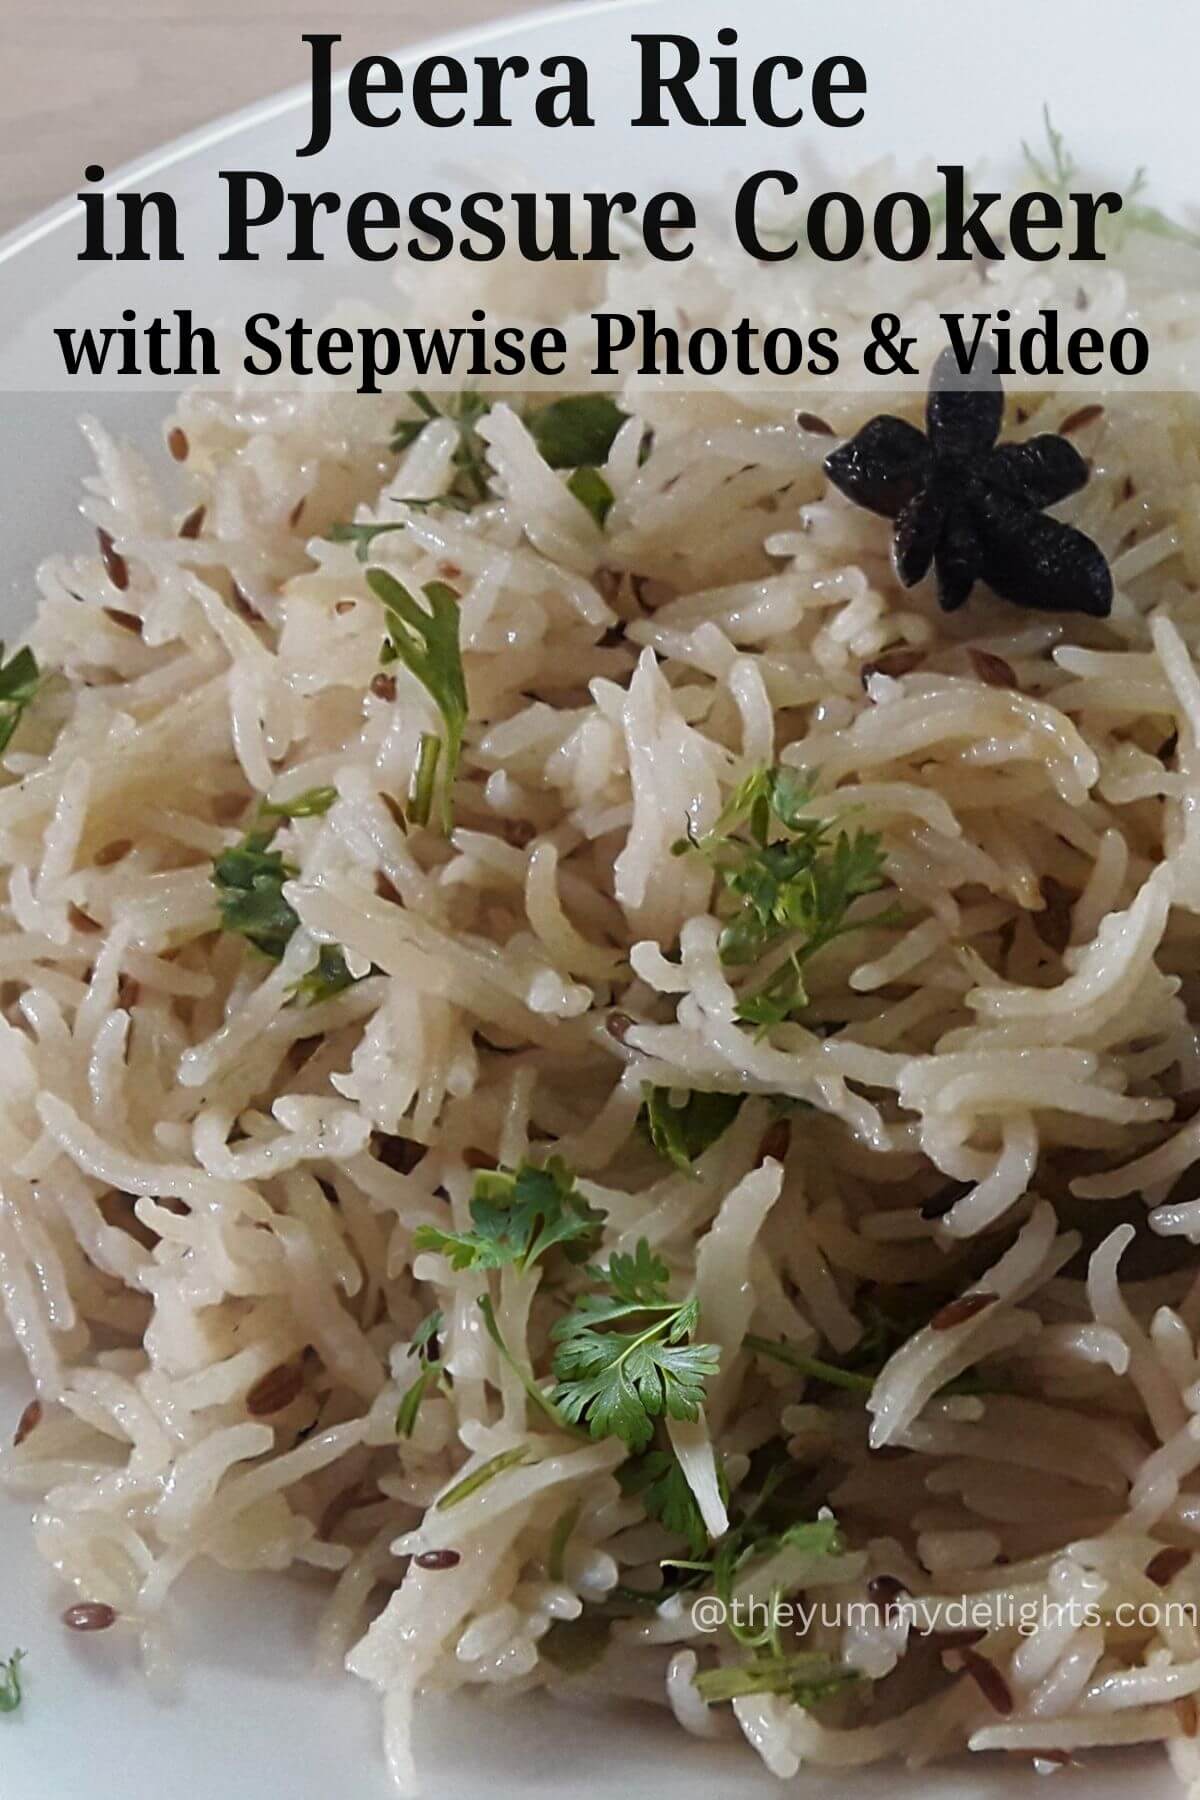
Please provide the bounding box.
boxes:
[103,606,143,636]
[958,1646,1013,1716]
[166,426,189,462]
[179,504,206,541]
[1059,403,1105,436]
[13,1398,42,1446]
[968,649,1018,689]
[930,1291,997,1331]
[796,411,835,436]
[861,647,924,687]
[246,1362,304,1416]
[757,1119,791,1166]
[414,1549,461,1571]
[1146,1546,1191,1587]
[97,529,129,591]
[63,1602,117,1632]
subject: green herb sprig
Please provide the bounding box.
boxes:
[640,1086,742,1177]
[413,1159,602,1275]
[0,1649,24,1714]
[550,1240,719,1453]
[0,647,39,756]
[674,766,892,1029]
[366,569,466,832]
[395,1309,445,1437]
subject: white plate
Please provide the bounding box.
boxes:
[2,1,1198,1794]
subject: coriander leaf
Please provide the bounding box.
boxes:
[406,731,442,829]
[0,1648,24,1714]
[260,786,337,820]
[744,1327,1001,1399]
[477,1294,576,1434]
[693,1651,859,1707]
[410,1309,443,1357]
[640,1086,742,1177]
[396,1308,444,1437]
[211,829,299,960]
[366,569,467,832]
[566,465,614,528]
[550,1241,719,1453]
[619,1449,711,1558]
[412,1158,603,1275]
[674,764,891,1029]
[328,520,409,560]
[0,646,40,756]
[390,391,493,502]
[289,944,359,1007]
[329,500,475,563]
[436,1443,531,1510]
[395,1363,437,1437]
[528,395,627,469]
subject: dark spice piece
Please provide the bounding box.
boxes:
[104,606,143,636]
[757,1118,791,1166]
[63,1602,117,1632]
[968,649,1019,689]
[94,839,133,867]
[957,1646,1014,1716]
[606,1010,637,1044]
[929,1290,997,1331]
[13,1398,42,1446]
[246,1361,305,1416]
[179,505,206,541]
[97,529,129,592]
[796,412,835,436]
[1146,1545,1191,1587]
[861,647,925,687]
[167,426,189,462]
[823,346,1113,618]
[370,671,398,703]
[414,1548,461,1571]
[1059,403,1105,436]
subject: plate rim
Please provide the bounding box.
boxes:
[0,0,646,275]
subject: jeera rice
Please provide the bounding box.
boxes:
[11,150,1200,1795]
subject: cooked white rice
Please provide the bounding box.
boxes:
[8,193,1200,1793]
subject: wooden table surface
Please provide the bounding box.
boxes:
[0,0,540,239]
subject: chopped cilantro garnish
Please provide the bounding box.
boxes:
[477,1294,575,1434]
[390,391,493,502]
[0,646,40,755]
[640,1086,742,1177]
[289,944,358,1007]
[619,1448,716,1559]
[211,828,299,960]
[566,465,615,527]
[211,803,356,998]
[436,1443,532,1510]
[413,1158,603,1275]
[550,1240,719,1453]
[693,1651,859,1707]
[528,395,626,469]
[0,1649,24,1714]
[365,570,466,833]
[328,499,474,563]
[395,1309,444,1437]
[260,786,337,820]
[674,766,892,1029]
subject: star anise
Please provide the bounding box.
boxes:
[822,347,1113,617]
